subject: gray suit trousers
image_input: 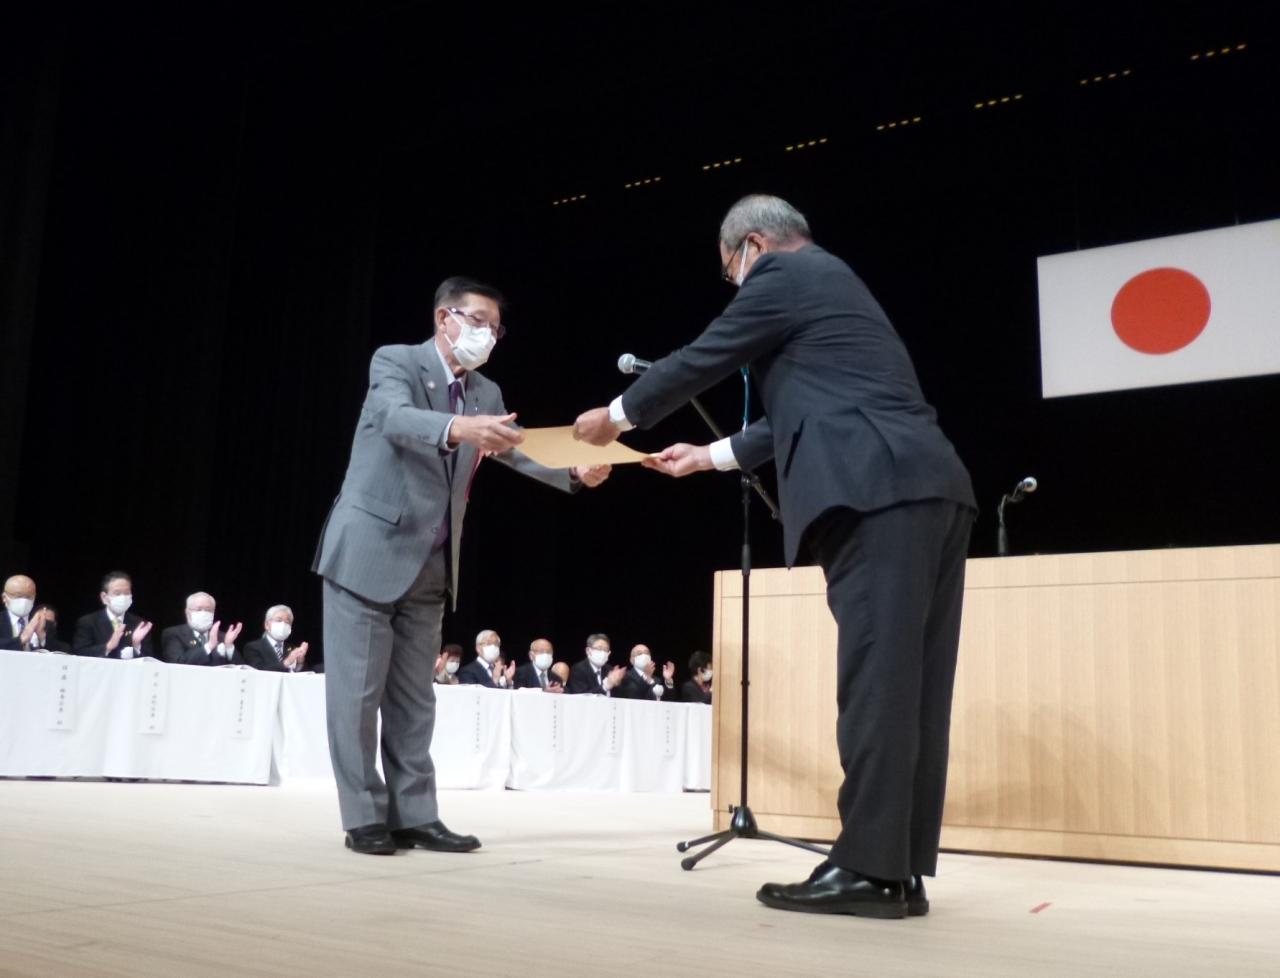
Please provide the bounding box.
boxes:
[323,548,447,830]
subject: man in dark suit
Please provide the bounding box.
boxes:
[241,604,310,672]
[513,637,563,691]
[613,644,675,701]
[159,591,243,666]
[72,570,155,659]
[575,195,976,919]
[1,574,58,652]
[566,633,626,695]
[681,650,713,705]
[312,276,611,855]
[457,629,511,688]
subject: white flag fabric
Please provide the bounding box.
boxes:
[1037,218,1280,398]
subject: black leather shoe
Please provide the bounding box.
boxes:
[757,862,907,918]
[344,823,398,855]
[392,820,481,853]
[906,875,929,916]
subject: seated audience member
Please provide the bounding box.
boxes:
[567,632,626,695]
[435,643,464,684]
[549,661,571,688]
[242,605,309,672]
[32,603,72,654]
[614,643,676,701]
[2,574,46,652]
[682,650,713,704]
[457,629,504,687]
[160,592,242,665]
[72,570,155,659]
[514,637,563,692]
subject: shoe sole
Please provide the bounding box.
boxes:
[394,840,482,853]
[756,890,907,919]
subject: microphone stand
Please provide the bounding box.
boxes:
[676,369,829,870]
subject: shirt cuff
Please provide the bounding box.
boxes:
[122,646,137,660]
[439,417,458,452]
[608,396,634,432]
[708,437,740,471]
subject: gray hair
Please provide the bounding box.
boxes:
[185,591,214,610]
[476,629,499,646]
[719,194,812,249]
[264,604,293,622]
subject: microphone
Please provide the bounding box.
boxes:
[617,353,652,375]
[1009,476,1038,503]
[997,476,1038,556]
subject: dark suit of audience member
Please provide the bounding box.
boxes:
[514,661,560,690]
[242,636,303,672]
[73,609,155,659]
[614,666,667,701]
[160,624,240,666]
[1,612,26,651]
[566,658,612,695]
[682,679,712,704]
[456,657,498,688]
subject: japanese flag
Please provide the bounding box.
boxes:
[1037,218,1280,398]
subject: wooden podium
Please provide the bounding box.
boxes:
[709,544,1280,872]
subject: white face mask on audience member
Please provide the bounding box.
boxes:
[265,606,294,643]
[445,659,460,675]
[5,595,33,619]
[190,610,215,632]
[476,630,502,664]
[269,621,292,642]
[101,577,133,618]
[588,647,610,668]
[534,652,553,671]
[633,653,652,672]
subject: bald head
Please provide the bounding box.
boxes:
[3,575,36,600]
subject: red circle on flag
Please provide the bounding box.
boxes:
[1110,267,1211,354]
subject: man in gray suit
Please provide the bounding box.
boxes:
[575,196,975,918]
[314,275,610,855]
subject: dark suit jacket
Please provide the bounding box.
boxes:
[614,667,666,701]
[682,679,712,705]
[0,613,24,651]
[241,636,303,672]
[513,661,560,690]
[160,624,242,666]
[72,609,155,658]
[566,658,609,695]
[621,244,976,565]
[457,657,498,688]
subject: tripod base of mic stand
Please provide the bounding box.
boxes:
[676,805,831,871]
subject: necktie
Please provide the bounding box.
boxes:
[274,642,285,662]
[539,669,547,688]
[432,379,466,554]
[448,379,464,414]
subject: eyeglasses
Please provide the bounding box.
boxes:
[448,307,507,339]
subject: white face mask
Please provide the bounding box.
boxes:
[446,313,497,371]
[6,597,34,618]
[480,643,501,663]
[588,649,610,668]
[445,659,460,675]
[189,610,215,632]
[534,652,553,671]
[107,594,133,616]
[633,653,652,671]
[269,622,292,642]
[702,668,714,682]
[733,239,751,287]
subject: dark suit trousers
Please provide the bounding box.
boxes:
[322,548,446,831]
[803,499,972,880]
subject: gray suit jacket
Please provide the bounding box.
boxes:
[622,244,975,566]
[313,342,575,604]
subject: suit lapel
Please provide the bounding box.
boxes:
[416,341,446,411]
